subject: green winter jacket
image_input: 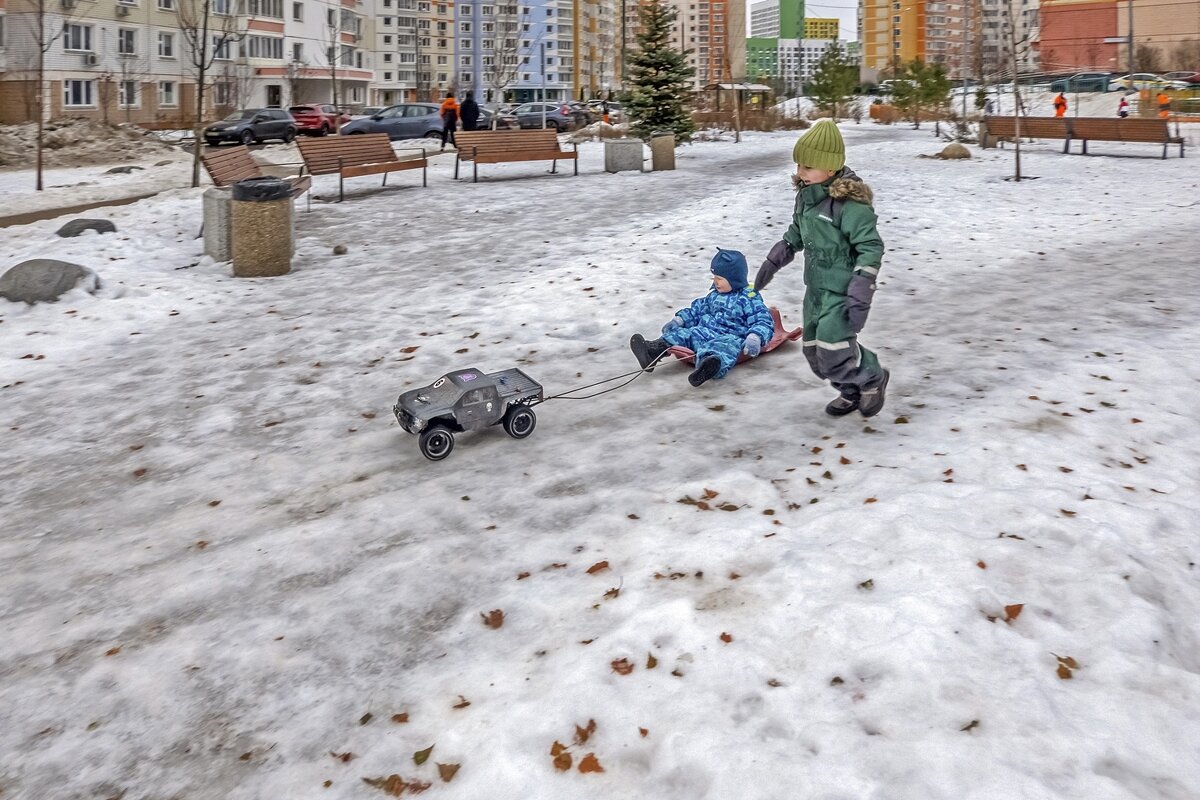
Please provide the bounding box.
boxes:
[782,168,884,293]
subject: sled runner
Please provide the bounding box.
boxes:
[666,306,803,365]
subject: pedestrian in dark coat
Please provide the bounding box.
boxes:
[460,91,480,131]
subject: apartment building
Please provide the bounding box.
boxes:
[804,16,838,38]
[0,0,373,125]
[624,0,745,90]
[748,34,848,92]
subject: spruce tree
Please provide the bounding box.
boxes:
[625,0,697,142]
[808,43,858,121]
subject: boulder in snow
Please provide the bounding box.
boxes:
[56,218,117,238]
[106,165,144,174]
[938,143,971,160]
[0,259,100,304]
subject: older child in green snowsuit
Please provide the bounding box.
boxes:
[755,120,889,418]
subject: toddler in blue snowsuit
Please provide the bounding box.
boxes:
[630,249,775,387]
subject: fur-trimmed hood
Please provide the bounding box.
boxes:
[792,167,874,207]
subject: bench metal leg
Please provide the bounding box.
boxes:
[338,157,345,202]
[382,171,389,187]
[1062,136,1071,154]
[1081,140,1088,156]
[550,158,558,174]
[423,163,427,187]
[473,161,478,183]
[454,155,460,180]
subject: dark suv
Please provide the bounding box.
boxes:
[204,108,297,146]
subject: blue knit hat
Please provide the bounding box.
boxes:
[710,248,748,291]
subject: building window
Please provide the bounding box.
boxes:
[384,16,393,25]
[117,28,136,56]
[62,24,93,52]
[350,87,362,102]
[438,3,446,12]
[417,1,429,10]
[213,0,232,14]
[157,31,174,57]
[460,55,471,66]
[460,21,471,32]
[246,0,283,18]
[383,52,393,62]
[158,81,176,106]
[245,35,284,59]
[462,72,472,83]
[481,4,493,13]
[214,81,233,105]
[118,80,139,107]
[384,71,393,80]
[460,38,471,49]
[436,54,447,64]
[157,0,174,9]
[383,34,392,44]
[63,79,94,106]
[212,35,232,59]
[461,2,472,12]
[292,1,302,19]
[482,38,494,49]
[292,42,303,61]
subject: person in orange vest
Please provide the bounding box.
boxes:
[1053,92,1067,117]
[1156,92,1171,120]
[438,91,459,151]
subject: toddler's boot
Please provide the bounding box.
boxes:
[825,393,859,417]
[858,370,890,418]
[688,356,722,387]
[630,334,670,372]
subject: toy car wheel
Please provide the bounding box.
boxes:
[419,426,455,461]
[503,406,537,439]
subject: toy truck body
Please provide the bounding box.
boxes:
[394,367,543,460]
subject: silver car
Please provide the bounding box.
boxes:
[341,103,516,139]
[511,102,588,132]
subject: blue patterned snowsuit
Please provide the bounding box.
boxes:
[663,287,775,379]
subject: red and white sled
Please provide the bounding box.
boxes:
[665,307,805,366]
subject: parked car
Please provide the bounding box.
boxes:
[288,104,351,136]
[204,108,297,146]
[476,108,519,130]
[340,103,446,139]
[340,103,519,139]
[1107,73,1190,91]
[511,102,588,132]
[1049,72,1112,93]
[1162,71,1200,85]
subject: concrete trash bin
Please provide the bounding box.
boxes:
[650,131,676,171]
[231,177,293,278]
[604,138,644,172]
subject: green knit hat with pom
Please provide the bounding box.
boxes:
[792,119,846,171]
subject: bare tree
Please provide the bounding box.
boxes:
[483,3,541,126]
[322,7,359,109]
[22,0,86,190]
[177,0,245,187]
[284,58,308,106]
[98,72,117,125]
[115,53,151,123]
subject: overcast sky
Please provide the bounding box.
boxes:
[745,0,861,42]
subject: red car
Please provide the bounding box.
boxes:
[289,104,351,136]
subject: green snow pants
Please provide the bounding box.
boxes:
[802,287,885,398]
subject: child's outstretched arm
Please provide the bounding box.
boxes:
[755,221,803,290]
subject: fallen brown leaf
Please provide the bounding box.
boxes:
[574,719,597,745]
[413,745,434,765]
[452,695,471,709]
[391,713,409,724]
[578,753,604,773]
[719,632,733,643]
[611,658,634,675]
[586,561,610,574]
[436,763,460,783]
[481,609,504,629]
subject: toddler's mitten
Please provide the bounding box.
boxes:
[754,240,796,290]
[845,275,876,334]
[662,316,684,334]
[742,333,762,358]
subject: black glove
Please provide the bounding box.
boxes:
[754,240,796,291]
[845,274,876,334]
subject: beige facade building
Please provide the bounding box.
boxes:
[622,0,745,90]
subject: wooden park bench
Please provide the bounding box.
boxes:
[1066,117,1185,159]
[296,133,428,201]
[453,129,578,182]
[201,145,312,207]
[981,116,1071,152]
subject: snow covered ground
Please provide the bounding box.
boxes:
[2,125,1200,800]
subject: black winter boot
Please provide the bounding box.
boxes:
[630,334,670,372]
[858,369,890,418]
[825,393,859,417]
[688,356,722,387]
